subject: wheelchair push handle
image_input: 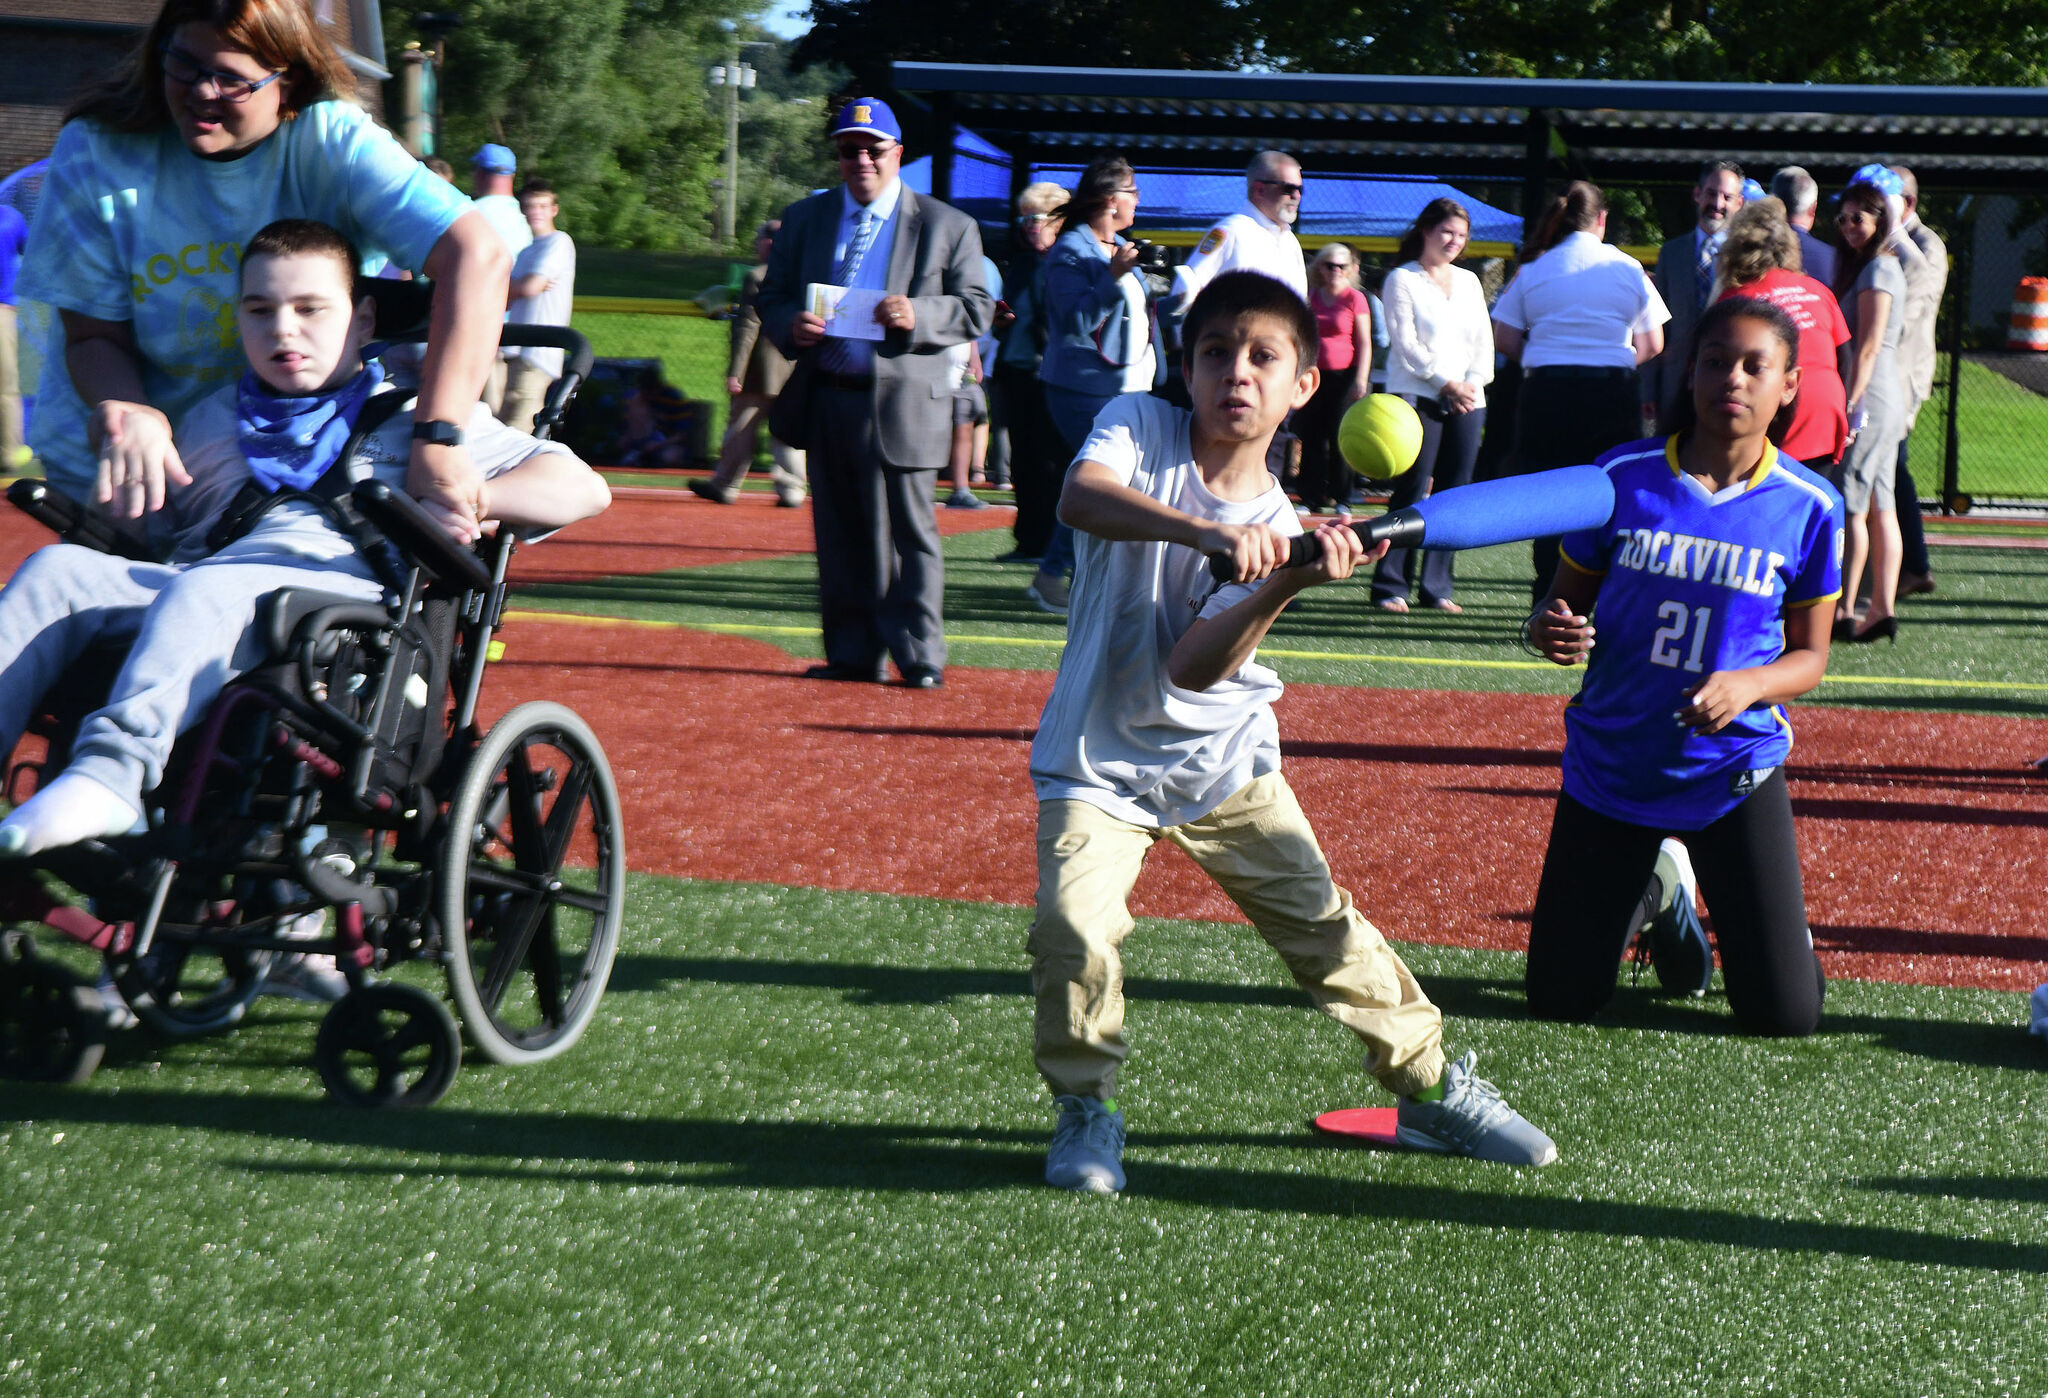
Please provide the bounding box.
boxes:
[351,479,495,594]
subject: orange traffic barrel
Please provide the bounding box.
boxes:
[2009,277,2048,350]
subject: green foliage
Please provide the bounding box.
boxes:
[384,2,838,252]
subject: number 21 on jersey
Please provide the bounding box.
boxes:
[1649,601,1712,673]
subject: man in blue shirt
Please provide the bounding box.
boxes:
[758,99,992,688]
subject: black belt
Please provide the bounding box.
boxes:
[1525,364,1635,381]
[817,370,874,391]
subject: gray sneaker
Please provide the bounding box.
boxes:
[1395,1052,1558,1166]
[1046,1094,1125,1194]
[944,489,990,510]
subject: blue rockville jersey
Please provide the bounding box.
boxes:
[1556,437,1844,830]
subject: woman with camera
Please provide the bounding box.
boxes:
[1032,153,1162,612]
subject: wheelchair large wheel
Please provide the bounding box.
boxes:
[312,981,461,1108]
[115,939,276,1038]
[438,702,624,1066]
[0,933,107,1085]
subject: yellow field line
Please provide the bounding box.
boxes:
[502,608,2048,694]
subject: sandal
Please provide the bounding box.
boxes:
[1376,596,1410,614]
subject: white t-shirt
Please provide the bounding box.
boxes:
[1030,394,1302,828]
[17,102,473,496]
[164,386,573,566]
[508,230,576,376]
[1491,231,1669,370]
[1380,262,1495,407]
[1169,202,1308,308]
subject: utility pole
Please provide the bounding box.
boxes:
[708,34,763,249]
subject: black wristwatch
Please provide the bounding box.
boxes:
[411,419,464,447]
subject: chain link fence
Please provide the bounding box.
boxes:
[1912,197,2048,513]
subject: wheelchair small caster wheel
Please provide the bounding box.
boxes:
[0,938,108,1085]
[312,982,461,1108]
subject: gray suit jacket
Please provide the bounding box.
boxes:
[759,185,992,469]
[1646,231,1706,432]
[1897,216,1948,424]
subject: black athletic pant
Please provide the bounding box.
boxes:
[1525,769,1824,1036]
[1514,367,1644,603]
[1293,361,1358,511]
[996,363,1061,559]
[1896,439,1930,578]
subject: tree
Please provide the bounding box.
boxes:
[386,1,837,251]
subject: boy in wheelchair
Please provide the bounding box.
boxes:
[0,217,610,862]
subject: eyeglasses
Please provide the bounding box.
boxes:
[1256,180,1304,197]
[1323,261,1353,271]
[159,43,284,103]
[836,142,898,163]
[1017,213,1057,226]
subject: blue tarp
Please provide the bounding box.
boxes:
[904,128,1519,245]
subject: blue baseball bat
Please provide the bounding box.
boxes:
[1207,465,1616,580]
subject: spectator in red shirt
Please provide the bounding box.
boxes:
[1294,242,1372,515]
[1714,198,1850,470]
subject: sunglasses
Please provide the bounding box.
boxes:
[836,142,898,163]
[1256,179,1304,196]
[159,43,284,103]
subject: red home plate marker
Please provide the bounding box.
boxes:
[1313,1106,1400,1148]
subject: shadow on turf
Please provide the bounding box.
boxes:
[1855,1175,2048,1204]
[606,955,2042,1071]
[7,1085,2045,1275]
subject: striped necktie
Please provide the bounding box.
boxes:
[836,210,876,286]
[1696,233,1718,312]
[819,210,878,375]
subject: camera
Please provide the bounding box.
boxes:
[1129,239,1172,275]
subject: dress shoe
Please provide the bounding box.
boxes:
[1831,615,1856,643]
[803,661,886,682]
[1897,571,1935,597]
[1851,616,1899,645]
[899,665,945,689]
[689,479,737,504]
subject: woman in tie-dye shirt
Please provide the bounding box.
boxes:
[17,0,508,544]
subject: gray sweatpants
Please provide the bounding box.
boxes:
[0,537,384,806]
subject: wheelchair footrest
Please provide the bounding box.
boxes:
[0,879,134,955]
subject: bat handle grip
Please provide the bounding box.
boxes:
[1206,532,1323,582]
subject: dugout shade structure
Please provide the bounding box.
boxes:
[888,64,2048,511]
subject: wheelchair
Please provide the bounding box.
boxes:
[0,312,626,1108]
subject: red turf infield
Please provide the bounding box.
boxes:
[476,615,2048,994]
[7,495,2045,994]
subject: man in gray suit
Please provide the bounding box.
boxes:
[760,98,992,688]
[1644,159,1746,433]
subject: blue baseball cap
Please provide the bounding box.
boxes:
[471,144,517,175]
[830,98,901,144]
[1847,163,1904,199]
[1740,178,1766,203]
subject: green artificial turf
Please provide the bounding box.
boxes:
[1909,358,2048,504]
[3,875,2041,1396]
[512,526,2048,720]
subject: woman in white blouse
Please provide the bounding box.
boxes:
[1372,198,1494,612]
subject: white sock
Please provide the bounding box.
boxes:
[0,772,144,857]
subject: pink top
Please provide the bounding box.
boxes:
[1719,268,1851,464]
[1311,285,1371,372]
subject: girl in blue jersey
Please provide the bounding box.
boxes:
[1525,297,1843,1036]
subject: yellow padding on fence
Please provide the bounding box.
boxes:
[501,609,2048,693]
[572,296,711,317]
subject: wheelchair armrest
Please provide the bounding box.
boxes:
[350,480,494,594]
[7,479,157,562]
[496,325,595,385]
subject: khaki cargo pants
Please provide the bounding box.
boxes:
[1029,771,1445,1101]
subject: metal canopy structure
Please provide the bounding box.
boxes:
[890,62,2048,234]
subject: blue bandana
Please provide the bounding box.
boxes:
[236,361,387,493]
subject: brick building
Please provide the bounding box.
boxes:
[0,0,389,179]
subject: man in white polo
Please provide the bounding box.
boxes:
[1167,149,1309,309]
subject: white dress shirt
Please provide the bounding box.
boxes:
[1381,262,1495,408]
[1169,201,1307,307]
